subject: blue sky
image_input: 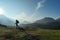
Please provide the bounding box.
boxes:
[0,0,60,22]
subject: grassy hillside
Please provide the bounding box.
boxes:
[0,26,60,40]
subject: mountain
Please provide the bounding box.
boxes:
[35,17,55,24]
[56,18,60,22]
[31,17,60,29]
[0,15,14,26]
[22,17,60,30]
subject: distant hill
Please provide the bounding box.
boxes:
[56,18,60,22]
[35,17,55,24]
[33,17,60,29]
[22,17,60,30]
[0,15,14,26]
[0,24,7,28]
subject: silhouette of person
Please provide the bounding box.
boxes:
[15,20,26,32]
[15,20,19,27]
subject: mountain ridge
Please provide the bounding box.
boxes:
[0,15,14,26]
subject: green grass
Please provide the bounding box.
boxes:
[0,27,60,40]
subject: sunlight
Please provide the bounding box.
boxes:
[0,8,4,15]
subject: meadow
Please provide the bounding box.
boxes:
[0,26,60,40]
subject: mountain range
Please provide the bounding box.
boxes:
[35,17,60,24]
[0,15,60,29]
[21,17,60,29]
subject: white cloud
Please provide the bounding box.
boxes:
[31,0,46,17]
[11,0,46,23]
[36,1,42,10]
[36,0,46,10]
[13,12,36,23]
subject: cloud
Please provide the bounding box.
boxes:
[36,1,42,10]
[31,0,46,17]
[11,0,46,23]
[13,12,36,23]
[36,0,46,10]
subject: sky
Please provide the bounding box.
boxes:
[0,0,60,23]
